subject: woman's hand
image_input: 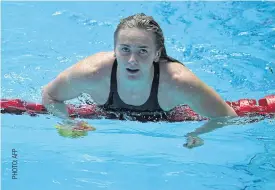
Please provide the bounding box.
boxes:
[183,135,204,149]
[55,120,96,138]
[58,120,96,131]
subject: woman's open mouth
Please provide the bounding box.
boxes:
[126,68,139,74]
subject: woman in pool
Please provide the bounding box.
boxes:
[42,13,237,147]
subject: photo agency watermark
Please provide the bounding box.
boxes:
[12,149,18,179]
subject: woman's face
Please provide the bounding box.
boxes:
[115,28,160,81]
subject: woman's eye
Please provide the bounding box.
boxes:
[121,47,130,52]
[139,49,148,54]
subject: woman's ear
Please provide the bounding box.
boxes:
[154,48,162,62]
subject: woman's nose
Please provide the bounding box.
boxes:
[128,53,138,65]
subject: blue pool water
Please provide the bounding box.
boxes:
[1,2,275,190]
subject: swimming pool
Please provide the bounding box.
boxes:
[2,1,275,190]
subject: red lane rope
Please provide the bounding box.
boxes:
[1,95,274,121]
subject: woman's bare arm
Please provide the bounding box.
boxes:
[172,65,237,119]
[42,52,111,119]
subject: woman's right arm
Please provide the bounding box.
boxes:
[42,72,80,120]
[42,52,114,120]
[42,55,100,120]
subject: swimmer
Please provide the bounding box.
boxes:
[42,13,237,147]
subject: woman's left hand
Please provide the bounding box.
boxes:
[55,120,96,138]
[57,120,96,131]
[183,135,204,149]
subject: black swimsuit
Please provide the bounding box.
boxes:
[98,59,168,121]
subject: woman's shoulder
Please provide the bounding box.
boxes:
[159,60,205,93]
[76,51,115,79]
[87,51,115,68]
[159,60,190,82]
